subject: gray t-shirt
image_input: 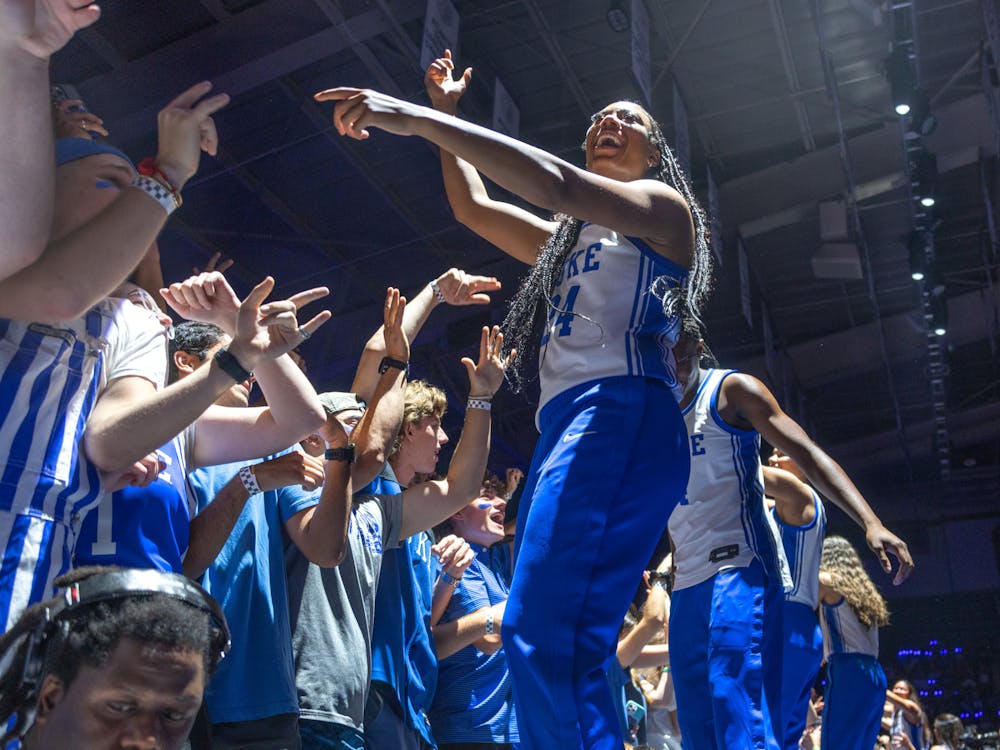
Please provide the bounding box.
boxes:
[283,492,404,730]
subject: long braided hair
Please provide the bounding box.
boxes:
[500,105,713,392]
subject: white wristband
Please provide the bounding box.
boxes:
[131,175,182,215]
[467,398,492,412]
[239,465,261,495]
[485,609,495,635]
[430,279,446,303]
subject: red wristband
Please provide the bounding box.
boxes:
[137,157,179,194]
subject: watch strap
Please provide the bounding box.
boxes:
[214,347,252,383]
[324,444,356,464]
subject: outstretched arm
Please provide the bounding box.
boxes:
[424,50,557,264]
[722,373,914,585]
[762,465,817,527]
[0,0,101,280]
[398,326,511,539]
[316,86,694,265]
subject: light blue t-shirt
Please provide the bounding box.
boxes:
[189,451,318,724]
[429,544,518,744]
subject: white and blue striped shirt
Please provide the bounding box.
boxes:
[821,598,879,658]
[772,492,826,608]
[669,369,792,592]
[0,298,166,628]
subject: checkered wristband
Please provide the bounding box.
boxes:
[239,465,261,495]
[467,398,492,412]
[430,279,446,303]
[131,175,182,215]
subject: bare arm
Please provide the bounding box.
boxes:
[433,601,505,660]
[318,86,694,266]
[429,534,475,626]
[424,51,556,264]
[762,465,817,527]
[398,326,509,539]
[722,373,914,585]
[0,0,102,280]
[617,584,668,668]
[884,690,924,726]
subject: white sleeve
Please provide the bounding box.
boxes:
[103,299,168,388]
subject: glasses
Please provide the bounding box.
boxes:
[590,107,647,127]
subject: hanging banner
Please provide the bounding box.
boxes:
[493,77,520,138]
[673,82,691,175]
[420,0,460,74]
[630,0,652,107]
[707,166,723,268]
[738,236,752,329]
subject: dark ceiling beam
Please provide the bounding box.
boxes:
[197,0,231,21]
[650,0,715,93]
[77,0,424,136]
[77,27,127,71]
[520,0,593,118]
[766,0,816,152]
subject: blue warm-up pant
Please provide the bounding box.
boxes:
[820,653,887,750]
[669,560,784,750]
[502,377,689,750]
[778,602,823,750]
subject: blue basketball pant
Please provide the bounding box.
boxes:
[821,653,886,750]
[502,377,689,750]
[669,560,784,750]
[778,602,823,750]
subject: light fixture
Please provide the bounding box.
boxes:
[606,0,629,33]
[913,151,937,208]
[930,293,948,336]
[908,231,928,281]
[886,45,914,116]
[907,88,938,136]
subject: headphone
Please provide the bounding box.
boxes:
[6,569,230,740]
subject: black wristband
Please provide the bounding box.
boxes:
[324,444,356,464]
[378,356,409,377]
[214,347,252,383]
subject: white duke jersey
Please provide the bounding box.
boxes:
[771,492,826,608]
[668,369,791,592]
[537,222,688,418]
[821,599,879,658]
[0,299,167,523]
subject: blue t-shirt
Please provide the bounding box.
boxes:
[365,466,439,745]
[74,428,194,573]
[429,544,518,744]
[189,451,319,724]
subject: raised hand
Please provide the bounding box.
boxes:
[160,271,240,333]
[102,452,162,493]
[865,523,914,586]
[424,49,472,115]
[313,87,420,141]
[2,0,101,59]
[432,534,475,579]
[252,452,325,493]
[52,97,107,139]
[462,325,513,399]
[381,287,410,363]
[434,268,500,306]
[154,81,230,191]
[227,277,331,372]
[505,467,524,496]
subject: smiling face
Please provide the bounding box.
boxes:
[584,101,660,181]
[452,486,507,547]
[29,636,204,750]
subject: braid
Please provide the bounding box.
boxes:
[500,215,584,392]
[499,106,713,393]
[0,603,49,742]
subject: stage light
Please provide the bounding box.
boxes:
[606,0,629,33]
[908,231,929,281]
[913,151,938,208]
[930,293,948,336]
[886,46,914,116]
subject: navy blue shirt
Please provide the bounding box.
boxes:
[365,466,439,745]
[429,544,518,744]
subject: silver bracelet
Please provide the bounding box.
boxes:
[239,465,261,495]
[430,279,446,303]
[485,609,495,635]
[467,398,492,412]
[130,175,181,215]
[440,570,461,586]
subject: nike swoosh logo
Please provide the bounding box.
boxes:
[563,430,598,443]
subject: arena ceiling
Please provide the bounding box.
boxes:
[51,0,1000,531]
